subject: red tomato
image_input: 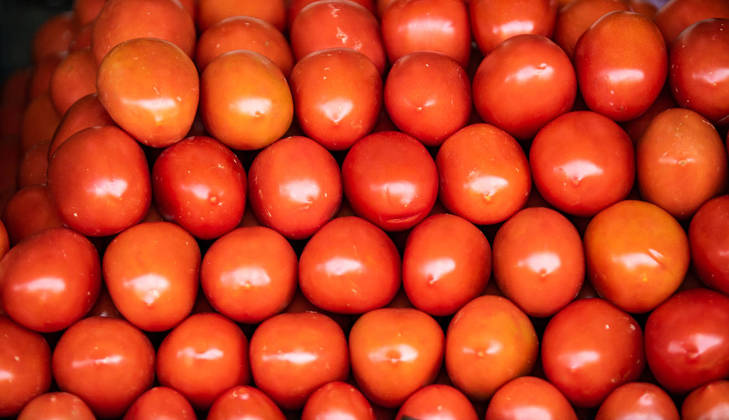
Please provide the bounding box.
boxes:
[655,0,729,44]
[541,298,644,407]
[2,185,63,244]
[157,313,249,409]
[47,126,151,236]
[21,93,60,152]
[629,0,657,16]
[350,308,444,407]
[49,49,97,115]
[494,207,584,317]
[289,0,376,27]
[690,196,729,295]
[0,317,51,417]
[0,221,7,259]
[70,23,93,52]
[49,93,114,157]
[485,376,577,420]
[343,131,437,231]
[596,382,679,420]
[29,54,63,101]
[196,0,286,32]
[682,380,729,420]
[554,0,631,58]
[250,312,349,409]
[18,141,49,188]
[530,111,634,216]
[384,52,470,146]
[670,18,729,125]
[403,213,491,316]
[195,16,293,75]
[575,11,667,121]
[201,50,293,150]
[201,226,297,323]
[290,0,386,74]
[290,48,382,151]
[302,382,375,420]
[1,228,100,332]
[52,317,155,418]
[18,392,95,420]
[437,124,531,225]
[32,12,75,63]
[207,386,285,420]
[124,387,196,420]
[396,384,477,420]
[470,0,558,54]
[74,0,106,25]
[473,34,576,140]
[645,288,729,394]
[92,0,195,63]
[446,295,538,400]
[153,136,246,239]
[97,38,199,148]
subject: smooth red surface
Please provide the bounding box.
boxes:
[2,185,63,244]
[0,221,7,259]
[74,0,106,25]
[207,386,285,420]
[554,0,631,58]
[49,49,97,115]
[682,380,729,420]
[690,196,729,295]
[302,382,375,420]
[32,12,75,63]
[17,392,95,420]
[289,0,375,27]
[196,0,286,32]
[29,54,63,101]
[485,376,578,420]
[18,141,49,188]
[655,0,729,43]
[123,387,196,420]
[49,93,114,157]
[470,0,558,54]
[21,93,60,152]
[596,382,679,420]
[397,384,477,420]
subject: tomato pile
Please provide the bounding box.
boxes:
[1,0,729,418]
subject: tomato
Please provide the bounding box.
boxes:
[2,185,63,244]
[29,54,63,101]
[49,49,97,115]
[0,317,51,417]
[0,136,21,214]
[49,93,114,157]
[53,317,155,418]
[289,0,376,27]
[74,0,106,25]
[629,0,657,16]
[21,93,60,152]
[97,38,199,148]
[655,0,729,44]
[485,376,577,420]
[343,131,437,231]
[92,0,195,63]
[542,298,644,407]
[554,0,631,58]
[595,382,679,420]
[250,312,349,409]
[195,16,293,75]
[623,88,676,142]
[17,392,95,420]
[494,207,584,317]
[18,141,49,188]
[207,386,285,420]
[124,387,196,420]
[396,384,477,420]
[403,213,490,316]
[384,52,470,146]
[290,48,382,151]
[32,12,75,63]
[153,136,246,239]
[530,111,634,216]
[201,50,293,150]
[473,34,576,140]
[682,380,729,420]
[690,196,729,295]
[0,220,7,259]
[302,382,375,420]
[70,23,93,52]
[350,308,443,407]
[446,295,538,400]
[645,288,729,394]
[437,124,531,225]
[290,0,386,74]
[470,0,558,54]
[157,313,249,409]
[196,0,286,32]
[47,126,151,236]
[670,18,729,125]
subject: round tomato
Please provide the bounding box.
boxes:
[554,0,631,58]
[690,196,729,295]
[49,49,97,115]
[18,392,95,420]
[682,380,729,420]
[31,12,74,63]
[470,0,558,54]
[2,185,63,244]
[654,0,729,43]
[196,0,286,31]
[207,386,285,420]
[485,376,577,420]
[596,382,679,420]
[74,0,106,25]
[21,93,60,152]
[302,382,375,420]
[397,384,477,420]
[123,387,195,420]
[49,93,114,157]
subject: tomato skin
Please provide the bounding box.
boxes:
[595,382,679,420]
[2,185,63,244]
[670,19,729,125]
[485,376,577,420]
[1,228,100,332]
[690,196,729,295]
[437,124,531,225]
[250,312,349,409]
[49,93,114,158]
[75,0,106,25]
[18,392,95,420]
[153,136,246,239]
[1,68,31,109]
[682,380,729,420]
[207,386,286,420]
[554,0,631,58]
[530,111,634,216]
[52,317,155,418]
[350,308,444,407]
[302,382,375,420]
[18,141,49,188]
[470,0,558,54]
[396,384,477,420]
[403,213,491,316]
[30,54,64,103]
[289,0,376,28]
[542,298,644,407]
[49,49,97,115]
[157,313,249,409]
[196,0,286,32]
[0,317,51,417]
[32,12,75,63]
[124,387,196,420]
[384,52,470,146]
[21,93,60,152]
[645,288,729,394]
[623,88,676,142]
[446,295,538,400]
[0,221,7,259]
[655,0,729,44]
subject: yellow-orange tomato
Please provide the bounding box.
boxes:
[49,48,97,115]
[196,0,286,32]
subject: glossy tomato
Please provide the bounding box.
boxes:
[49,93,114,157]
[123,387,195,420]
[2,185,63,244]
[554,0,631,58]
[470,0,558,54]
[17,392,95,420]
[485,376,577,420]
[690,196,729,295]
[207,386,285,420]
[74,0,106,25]
[682,380,729,420]
[654,0,729,43]
[49,48,97,115]
[288,0,376,27]
[196,0,286,31]
[302,382,375,420]
[397,384,477,420]
[595,382,679,420]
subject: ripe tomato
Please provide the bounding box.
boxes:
[124,387,196,420]
[17,392,95,420]
[485,376,577,420]
[0,317,51,417]
[289,0,376,27]
[71,23,93,51]
[302,382,375,420]
[397,384,477,420]
[690,196,729,295]
[29,54,63,101]
[32,12,75,63]
[207,386,285,420]
[554,0,631,58]
[196,0,286,32]
[437,124,531,225]
[21,93,60,152]
[623,88,676,142]
[541,298,644,407]
[446,295,538,400]
[470,0,558,54]
[682,380,729,420]
[645,288,729,394]
[52,317,155,418]
[18,141,49,188]
[654,0,729,43]
[250,312,349,409]
[74,0,106,25]
[0,220,7,259]
[2,185,63,244]
[49,93,114,157]
[49,49,97,115]
[595,382,679,420]
[157,313,249,409]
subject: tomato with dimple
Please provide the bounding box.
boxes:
[49,93,114,157]
[49,49,97,115]
[52,317,155,418]
[655,0,729,44]
[595,382,679,420]
[682,380,729,420]
[554,0,631,58]
[690,196,729,295]
[196,0,286,32]
[2,185,63,244]
[485,376,578,420]
[302,382,375,420]
[32,12,75,63]
[207,386,286,420]
[470,0,558,54]
[250,312,349,409]
[124,387,196,420]
[396,385,477,420]
[17,392,95,420]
